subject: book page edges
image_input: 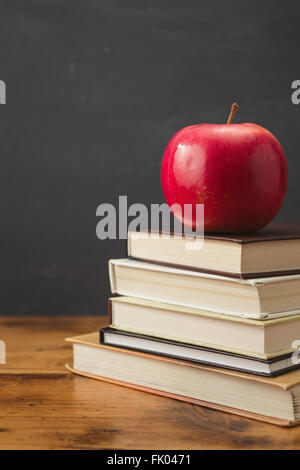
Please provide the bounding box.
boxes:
[65,364,298,427]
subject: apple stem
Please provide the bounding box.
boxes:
[227,103,239,124]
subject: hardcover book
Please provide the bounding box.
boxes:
[108,296,300,359]
[100,327,300,377]
[66,332,300,427]
[127,223,300,279]
[109,258,300,319]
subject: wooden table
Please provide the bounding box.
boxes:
[1,316,300,450]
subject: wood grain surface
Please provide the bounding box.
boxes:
[1,316,300,450]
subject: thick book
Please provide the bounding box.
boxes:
[127,222,300,279]
[108,296,300,359]
[66,332,300,427]
[109,258,300,320]
[100,327,300,377]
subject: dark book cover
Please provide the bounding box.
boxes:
[99,327,299,378]
[138,222,300,243]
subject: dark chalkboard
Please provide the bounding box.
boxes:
[1,0,300,315]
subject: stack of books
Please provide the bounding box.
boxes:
[67,223,300,426]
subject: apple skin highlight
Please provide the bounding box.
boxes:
[161,122,288,233]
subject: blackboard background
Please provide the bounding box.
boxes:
[1,0,300,316]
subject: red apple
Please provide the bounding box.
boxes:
[161,104,288,233]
